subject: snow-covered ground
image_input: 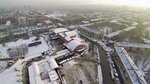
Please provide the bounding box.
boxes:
[0,36,50,74]
[129,52,150,83]
[0,60,24,84]
[0,36,49,58]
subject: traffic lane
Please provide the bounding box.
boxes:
[96,44,115,84]
[80,35,115,84]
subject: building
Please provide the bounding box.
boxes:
[52,28,87,53]
[17,17,27,26]
[64,40,86,52]
[113,47,147,84]
[28,57,64,84]
[0,21,12,43]
[79,26,103,39]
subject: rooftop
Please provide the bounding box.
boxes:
[115,47,147,84]
[53,28,69,34]
[28,57,60,84]
[106,26,136,38]
[115,42,150,49]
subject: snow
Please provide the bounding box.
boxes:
[110,20,122,25]
[45,12,66,18]
[60,30,78,38]
[0,60,24,84]
[5,21,11,26]
[59,30,80,42]
[52,49,70,59]
[64,40,84,52]
[56,49,70,55]
[106,26,136,38]
[26,37,49,57]
[48,57,59,69]
[95,45,103,84]
[0,37,49,58]
[0,61,7,74]
[44,20,52,24]
[28,57,60,84]
[116,42,150,49]
[0,36,50,74]
[49,70,59,81]
[82,21,89,24]
[53,28,69,34]
[115,47,147,84]
[98,65,103,84]
[142,38,150,44]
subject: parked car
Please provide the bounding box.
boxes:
[113,69,119,77]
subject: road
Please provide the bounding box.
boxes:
[81,34,115,84]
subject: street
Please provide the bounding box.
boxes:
[81,34,115,84]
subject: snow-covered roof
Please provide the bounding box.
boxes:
[53,49,70,59]
[115,42,150,49]
[49,70,59,81]
[64,30,78,38]
[53,28,69,34]
[44,20,52,24]
[5,21,11,26]
[28,57,59,84]
[115,47,147,84]
[59,30,79,41]
[64,40,85,52]
[48,57,59,70]
[106,26,136,38]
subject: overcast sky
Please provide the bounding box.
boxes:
[0,0,150,8]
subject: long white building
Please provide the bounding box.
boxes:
[28,57,62,84]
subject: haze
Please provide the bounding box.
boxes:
[0,0,150,8]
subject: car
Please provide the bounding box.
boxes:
[114,72,119,77]
[112,63,115,68]
[113,69,119,77]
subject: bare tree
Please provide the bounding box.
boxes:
[7,44,28,58]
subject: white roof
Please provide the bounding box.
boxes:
[53,49,70,59]
[64,30,78,38]
[106,26,136,38]
[49,70,59,81]
[28,57,59,84]
[28,63,43,84]
[53,28,69,34]
[116,42,150,49]
[115,47,147,84]
[64,40,84,51]
[5,21,11,26]
[59,30,79,41]
[44,20,52,24]
[47,57,59,70]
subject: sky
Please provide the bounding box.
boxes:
[0,0,150,8]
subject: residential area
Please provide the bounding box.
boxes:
[0,2,150,84]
